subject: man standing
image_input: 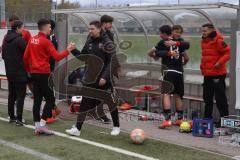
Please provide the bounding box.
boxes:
[8,15,31,42]
[200,23,230,121]
[2,20,27,125]
[91,15,120,123]
[162,25,190,126]
[66,21,120,136]
[100,15,120,79]
[7,15,33,96]
[24,19,75,135]
[148,25,189,129]
[46,19,61,123]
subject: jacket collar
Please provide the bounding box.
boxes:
[38,32,48,38]
[202,31,223,43]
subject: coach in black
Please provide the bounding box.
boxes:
[66,20,120,136]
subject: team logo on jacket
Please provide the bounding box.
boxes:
[88,43,92,51]
[31,38,39,44]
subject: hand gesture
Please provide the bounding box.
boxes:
[67,42,76,52]
[164,40,176,47]
[148,47,156,57]
[214,62,221,69]
[169,50,178,57]
[99,78,106,86]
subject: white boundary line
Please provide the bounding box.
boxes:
[233,156,240,160]
[0,138,60,160]
[0,117,159,160]
[0,102,236,160]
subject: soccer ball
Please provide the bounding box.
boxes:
[179,121,192,133]
[130,128,145,144]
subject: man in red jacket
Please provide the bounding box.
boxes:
[200,23,230,122]
[24,18,75,135]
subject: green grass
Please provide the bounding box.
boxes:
[68,34,230,70]
[0,145,42,160]
[0,105,232,160]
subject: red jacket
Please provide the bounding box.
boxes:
[24,32,69,74]
[22,29,31,42]
[200,31,230,76]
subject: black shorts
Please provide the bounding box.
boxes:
[163,71,184,99]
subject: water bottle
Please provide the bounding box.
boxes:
[198,124,203,135]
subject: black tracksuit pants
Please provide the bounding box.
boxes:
[203,75,229,118]
[31,74,55,122]
[8,81,26,121]
[76,86,120,130]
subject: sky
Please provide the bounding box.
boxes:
[55,0,239,6]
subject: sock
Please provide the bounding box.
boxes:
[76,123,82,131]
[40,119,46,127]
[176,110,183,120]
[163,109,171,120]
[35,122,40,128]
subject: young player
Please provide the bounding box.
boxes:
[24,19,75,135]
[148,25,190,129]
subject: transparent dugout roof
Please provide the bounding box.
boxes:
[65,6,237,45]
[60,4,237,65]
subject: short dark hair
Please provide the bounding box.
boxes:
[50,20,56,30]
[9,15,20,22]
[37,18,50,31]
[11,20,23,31]
[202,23,215,29]
[159,25,172,35]
[100,15,114,23]
[89,20,101,29]
[172,25,183,33]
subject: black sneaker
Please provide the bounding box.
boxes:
[101,116,111,124]
[16,120,26,126]
[96,117,111,124]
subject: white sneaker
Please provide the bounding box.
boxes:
[65,126,81,136]
[110,127,120,136]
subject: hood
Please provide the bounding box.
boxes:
[5,30,22,43]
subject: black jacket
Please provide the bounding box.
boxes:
[48,34,58,72]
[71,32,116,88]
[2,30,27,82]
[155,37,190,72]
[105,30,114,42]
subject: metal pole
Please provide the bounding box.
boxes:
[237,0,240,115]
[51,0,57,21]
[231,0,240,115]
[96,0,98,8]
[238,0,240,29]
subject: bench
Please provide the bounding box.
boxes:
[115,85,216,119]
